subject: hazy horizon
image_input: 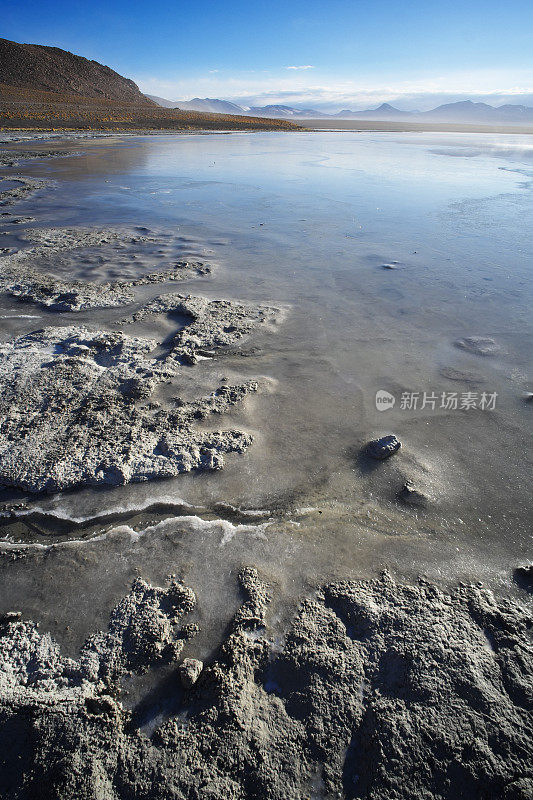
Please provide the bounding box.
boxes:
[143,91,533,114]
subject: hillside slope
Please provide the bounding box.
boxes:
[0,37,153,104]
[0,39,299,132]
[0,84,300,131]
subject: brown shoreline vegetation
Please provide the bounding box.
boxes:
[0,38,299,132]
[0,84,302,132]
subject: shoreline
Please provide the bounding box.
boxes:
[3,119,533,137]
[299,118,533,134]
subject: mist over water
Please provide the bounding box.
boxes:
[0,131,531,656]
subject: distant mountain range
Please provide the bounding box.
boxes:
[146,96,245,115]
[146,96,533,125]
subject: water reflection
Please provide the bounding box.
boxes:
[0,131,531,647]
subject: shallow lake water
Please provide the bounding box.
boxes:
[0,131,531,662]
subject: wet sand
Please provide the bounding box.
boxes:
[0,133,531,799]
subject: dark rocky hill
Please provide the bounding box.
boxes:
[0,39,299,131]
[0,37,154,105]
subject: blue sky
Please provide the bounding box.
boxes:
[2,0,533,109]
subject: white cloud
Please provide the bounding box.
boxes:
[286,65,314,70]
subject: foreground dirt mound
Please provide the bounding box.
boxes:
[0,570,530,799]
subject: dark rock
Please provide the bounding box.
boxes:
[513,564,533,591]
[0,611,21,624]
[84,696,117,716]
[454,336,501,356]
[178,658,203,688]
[366,434,401,460]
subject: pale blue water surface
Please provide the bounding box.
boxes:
[0,130,531,655]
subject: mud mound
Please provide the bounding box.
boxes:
[0,175,52,206]
[124,292,280,364]
[0,150,66,168]
[0,227,211,311]
[0,324,261,492]
[0,570,530,799]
